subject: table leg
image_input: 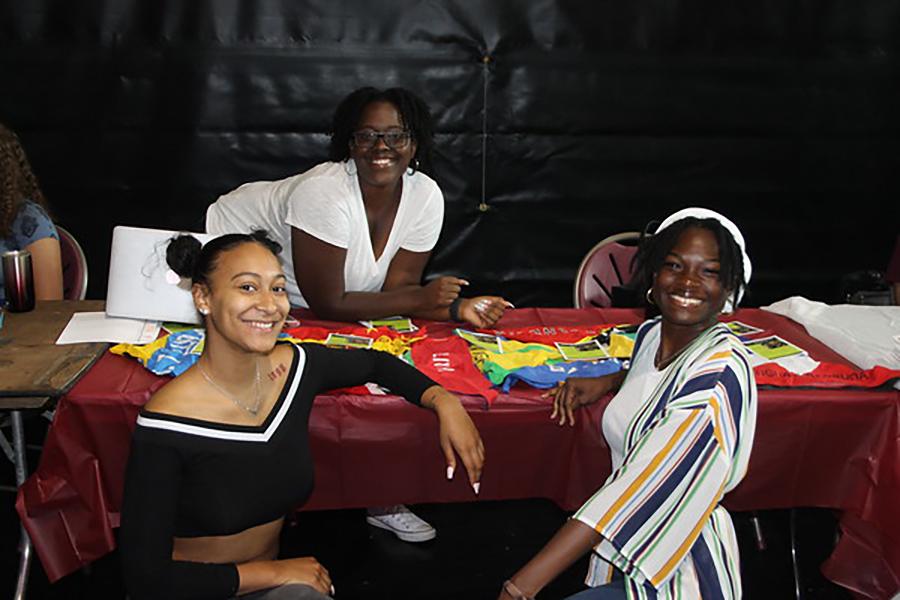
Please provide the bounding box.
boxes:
[11,410,31,600]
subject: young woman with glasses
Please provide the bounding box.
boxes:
[207,86,510,329]
[206,87,510,543]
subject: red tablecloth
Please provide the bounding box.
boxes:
[15,308,900,599]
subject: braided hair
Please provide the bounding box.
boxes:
[0,123,50,237]
[632,217,746,312]
[328,87,435,175]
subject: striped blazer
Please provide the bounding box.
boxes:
[573,318,757,599]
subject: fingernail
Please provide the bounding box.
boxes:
[461,279,470,285]
[473,481,481,495]
[505,302,516,308]
[331,584,336,595]
[447,465,454,480]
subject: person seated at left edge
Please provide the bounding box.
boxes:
[0,123,63,303]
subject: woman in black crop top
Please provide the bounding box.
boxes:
[120,231,485,600]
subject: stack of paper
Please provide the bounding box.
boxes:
[56,312,161,345]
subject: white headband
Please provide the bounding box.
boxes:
[655,207,752,310]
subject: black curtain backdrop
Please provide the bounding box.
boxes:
[2,1,898,307]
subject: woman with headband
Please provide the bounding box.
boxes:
[499,208,757,600]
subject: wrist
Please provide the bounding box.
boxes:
[236,560,282,594]
[503,579,536,600]
[420,385,450,411]
[448,297,463,321]
[416,286,432,312]
[431,389,461,415]
[268,560,287,587]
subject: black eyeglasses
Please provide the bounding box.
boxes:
[351,129,412,150]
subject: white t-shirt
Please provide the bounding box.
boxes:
[602,323,669,467]
[205,161,444,307]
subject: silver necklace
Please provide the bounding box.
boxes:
[656,325,713,369]
[197,359,262,416]
[655,341,690,370]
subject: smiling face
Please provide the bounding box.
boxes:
[193,242,290,354]
[651,226,733,334]
[349,100,417,190]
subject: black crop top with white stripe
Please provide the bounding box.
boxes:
[119,343,436,600]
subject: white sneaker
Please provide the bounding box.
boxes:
[366,505,437,542]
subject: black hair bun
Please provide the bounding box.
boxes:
[166,234,203,278]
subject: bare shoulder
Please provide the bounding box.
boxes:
[144,370,209,419]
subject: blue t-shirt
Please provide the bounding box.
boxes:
[1,200,58,303]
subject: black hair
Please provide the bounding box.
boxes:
[632,217,746,310]
[328,87,435,175]
[166,229,282,287]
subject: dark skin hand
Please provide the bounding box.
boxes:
[292,228,509,326]
[545,371,627,426]
[420,385,486,490]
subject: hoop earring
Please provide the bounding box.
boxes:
[720,292,737,315]
[406,157,419,175]
[645,288,655,305]
[344,159,357,176]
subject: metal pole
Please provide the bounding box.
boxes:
[11,410,32,600]
[478,53,490,213]
[790,508,802,600]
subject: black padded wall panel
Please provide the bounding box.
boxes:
[2,0,898,306]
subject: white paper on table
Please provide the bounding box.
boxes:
[56,312,161,345]
[746,350,820,374]
[772,353,820,375]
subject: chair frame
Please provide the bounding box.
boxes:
[56,224,88,300]
[573,231,641,308]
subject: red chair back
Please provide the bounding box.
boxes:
[57,225,88,300]
[573,232,640,308]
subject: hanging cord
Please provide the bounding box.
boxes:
[479,54,491,213]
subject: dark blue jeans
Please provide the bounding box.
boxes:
[563,570,627,600]
[234,584,330,599]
